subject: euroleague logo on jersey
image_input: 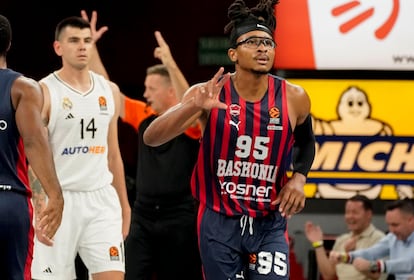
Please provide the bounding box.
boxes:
[332,0,399,39]
[269,107,280,118]
[109,246,120,261]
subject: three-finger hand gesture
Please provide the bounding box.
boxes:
[193,67,230,111]
[80,10,108,44]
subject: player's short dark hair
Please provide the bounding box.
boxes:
[0,14,12,56]
[55,16,91,41]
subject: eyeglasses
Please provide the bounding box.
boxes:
[235,36,276,49]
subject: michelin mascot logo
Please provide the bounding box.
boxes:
[295,81,414,200]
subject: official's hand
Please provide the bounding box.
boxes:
[153,31,173,66]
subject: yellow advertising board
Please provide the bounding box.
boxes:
[290,79,414,200]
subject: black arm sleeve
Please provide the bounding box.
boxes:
[292,114,316,176]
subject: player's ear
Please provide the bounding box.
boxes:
[228,48,237,63]
[53,40,63,56]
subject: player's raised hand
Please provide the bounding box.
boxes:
[192,67,230,111]
[80,10,108,44]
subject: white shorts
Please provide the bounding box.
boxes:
[32,185,124,280]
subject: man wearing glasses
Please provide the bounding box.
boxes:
[143,0,316,279]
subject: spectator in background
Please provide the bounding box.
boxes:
[330,198,414,280]
[305,194,386,280]
[85,10,203,279]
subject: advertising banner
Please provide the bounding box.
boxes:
[290,79,414,199]
[275,0,414,70]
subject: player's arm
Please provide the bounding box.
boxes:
[288,82,316,178]
[272,83,315,217]
[143,68,230,147]
[107,81,131,239]
[14,77,63,246]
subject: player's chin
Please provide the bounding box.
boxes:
[251,67,271,75]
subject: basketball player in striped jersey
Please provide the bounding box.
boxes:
[30,16,130,280]
[143,0,315,279]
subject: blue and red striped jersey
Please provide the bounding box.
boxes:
[191,74,294,217]
[0,69,31,196]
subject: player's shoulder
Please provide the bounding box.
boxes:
[284,80,305,94]
[13,75,42,93]
[91,71,120,93]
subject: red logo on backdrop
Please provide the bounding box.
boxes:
[332,0,399,39]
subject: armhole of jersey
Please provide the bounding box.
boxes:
[280,79,292,134]
[45,81,57,133]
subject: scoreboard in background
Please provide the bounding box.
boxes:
[290,79,414,200]
[274,0,414,70]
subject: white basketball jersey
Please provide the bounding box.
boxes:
[42,71,114,191]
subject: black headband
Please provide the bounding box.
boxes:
[230,21,273,47]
